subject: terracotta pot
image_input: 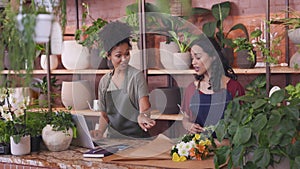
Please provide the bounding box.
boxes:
[10,135,31,156]
[42,125,73,152]
[61,80,94,110]
[236,50,256,69]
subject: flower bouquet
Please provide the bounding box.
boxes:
[170,126,215,162]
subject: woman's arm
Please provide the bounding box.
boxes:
[137,96,156,132]
[90,112,109,140]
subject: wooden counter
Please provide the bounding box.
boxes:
[0,146,159,169]
[0,135,218,169]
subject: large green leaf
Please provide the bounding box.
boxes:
[211,1,231,21]
[226,23,249,40]
[215,120,226,142]
[251,114,267,132]
[269,89,285,106]
[268,110,281,127]
[233,126,252,146]
[231,145,245,167]
[214,146,230,168]
[252,99,268,109]
[202,22,217,37]
[254,148,271,168]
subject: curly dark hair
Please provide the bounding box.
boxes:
[98,21,132,56]
[192,37,237,92]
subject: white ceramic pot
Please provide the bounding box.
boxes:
[61,80,93,110]
[129,42,141,69]
[61,41,90,70]
[40,54,59,70]
[173,52,191,70]
[42,124,73,152]
[35,14,53,43]
[289,52,300,68]
[7,87,35,107]
[160,41,179,69]
[288,28,300,44]
[51,21,63,55]
[10,135,31,155]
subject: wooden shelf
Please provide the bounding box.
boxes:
[1,66,300,75]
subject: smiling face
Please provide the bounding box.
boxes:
[191,44,215,76]
[108,42,131,71]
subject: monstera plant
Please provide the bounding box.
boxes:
[202,1,248,65]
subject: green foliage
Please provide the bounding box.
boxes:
[32,76,60,95]
[168,31,198,53]
[202,1,249,48]
[46,111,77,138]
[26,111,47,137]
[214,78,300,169]
[74,3,108,58]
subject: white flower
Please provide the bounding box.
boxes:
[1,112,13,121]
[14,108,24,118]
[177,142,192,157]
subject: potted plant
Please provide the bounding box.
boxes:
[233,37,256,68]
[26,111,47,152]
[168,30,198,69]
[272,9,300,68]
[42,110,77,152]
[74,2,109,69]
[0,120,10,155]
[213,76,300,169]
[0,87,31,155]
[202,1,249,66]
[32,75,60,108]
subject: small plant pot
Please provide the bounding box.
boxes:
[30,135,42,152]
[236,50,256,69]
[0,143,10,155]
[10,135,31,156]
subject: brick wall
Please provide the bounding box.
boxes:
[55,0,300,107]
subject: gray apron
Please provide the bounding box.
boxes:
[104,70,149,139]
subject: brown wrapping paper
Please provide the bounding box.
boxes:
[103,134,218,169]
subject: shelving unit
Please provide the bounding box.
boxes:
[2,66,300,75]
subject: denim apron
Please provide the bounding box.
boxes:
[189,89,232,127]
[104,70,149,138]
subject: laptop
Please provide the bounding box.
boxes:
[71,114,98,149]
[71,114,130,150]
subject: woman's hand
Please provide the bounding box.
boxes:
[89,130,104,140]
[137,113,156,132]
[183,120,205,134]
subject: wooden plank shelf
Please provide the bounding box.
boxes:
[1,66,300,75]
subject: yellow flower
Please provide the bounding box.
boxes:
[193,134,201,141]
[172,152,187,162]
